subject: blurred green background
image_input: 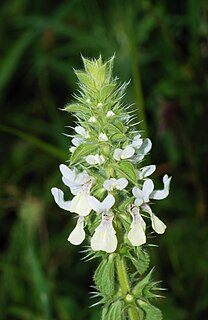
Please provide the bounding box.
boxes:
[0,0,207,319]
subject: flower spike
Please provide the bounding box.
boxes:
[51,56,172,318]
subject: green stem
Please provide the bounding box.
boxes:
[115,255,140,320]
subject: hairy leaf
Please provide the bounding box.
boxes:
[94,257,115,298]
[137,301,162,320]
[115,161,138,185]
[102,300,123,320]
[133,248,150,275]
[64,103,90,113]
[70,143,98,164]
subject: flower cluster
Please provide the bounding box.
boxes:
[51,56,171,254]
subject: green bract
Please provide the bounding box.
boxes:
[51,56,171,320]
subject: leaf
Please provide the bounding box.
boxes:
[102,301,123,320]
[75,71,94,87]
[70,143,98,164]
[132,248,150,275]
[111,133,125,141]
[137,301,162,320]
[94,257,115,298]
[64,103,90,113]
[114,161,138,185]
[132,269,154,296]
[107,123,123,135]
[100,84,116,98]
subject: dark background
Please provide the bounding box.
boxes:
[0,0,208,319]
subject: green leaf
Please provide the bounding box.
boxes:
[111,133,125,141]
[100,84,116,99]
[114,121,126,132]
[94,257,115,298]
[114,161,138,185]
[107,123,123,135]
[64,103,90,113]
[70,143,98,164]
[133,248,150,275]
[75,71,94,87]
[102,301,123,320]
[137,301,162,320]
[132,269,154,296]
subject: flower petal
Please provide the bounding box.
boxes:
[51,187,71,211]
[132,134,143,148]
[59,164,76,182]
[107,111,115,117]
[72,137,83,147]
[150,175,172,200]
[99,133,108,141]
[89,116,96,123]
[113,148,122,161]
[123,146,135,158]
[138,165,156,179]
[67,217,85,245]
[132,186,143,200]
[75,126,89,138]
[91,220,117,253]
[102,194,115,211]
[151,214,167,234]
[143,179,154,202]
[88,196,103,213]
[85,154,105,165]
[103,179,113,191]
[116,178,128,190]
[128,222,146,246]
[140,138,152,154]
[70,192,91,216]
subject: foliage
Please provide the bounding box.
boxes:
[0,0,208,319]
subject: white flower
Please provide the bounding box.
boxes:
[69,137,83,153]
[132,179,154,206]
[88,194,115,214]
[131,134,143,149]
[85,154,105,165]
[97,102,103,107]
[103,178,128,191]
[99,133,108,141]
[142,204,167,234]
[86,98,90,103]
[70,190,92,216]
[113,146,135,161]
[132,175,171,205]
[74,126,89,138]
[67,216,85,245]
[107,110,115,117]
[51,165,95,216]
[91,215,117,253]
[150,174,172,200]
[51,187,71,211]
[134,138,152,162]
[128,206,146,246]
[132,175,171,234]
[137,165,156,180]
[59,164,93,195]
[89,116,96,123]
[89,194,117,252]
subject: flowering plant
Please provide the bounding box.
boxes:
[51,56,171,320]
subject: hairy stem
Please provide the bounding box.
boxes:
[115,255,140,320]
